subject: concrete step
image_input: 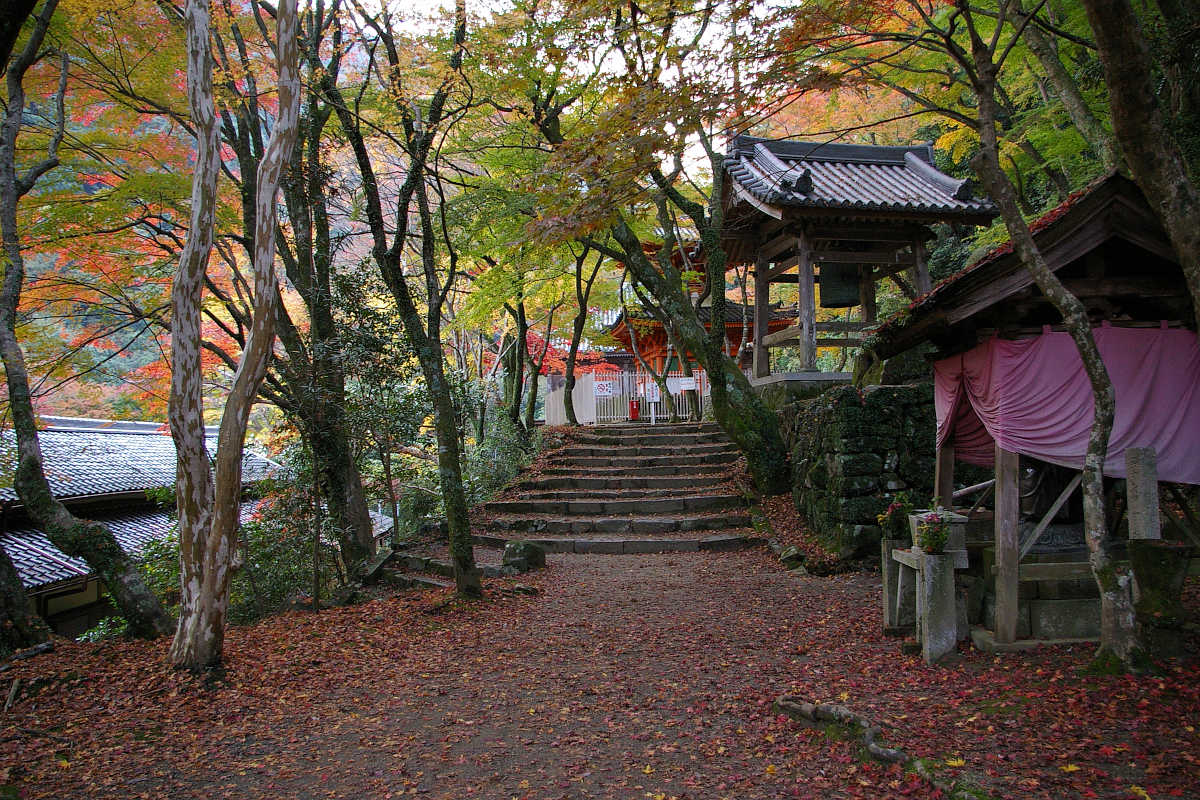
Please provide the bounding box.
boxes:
[555,443,737,459]
[485,493,743,516]
[484,510,753,535]
[471,531,765,554]
[557,452,740,469]
[516,474,727,491]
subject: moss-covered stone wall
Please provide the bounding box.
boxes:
[779,384,936,557]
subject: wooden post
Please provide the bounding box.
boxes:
[858,266,877,324]
[797,233,816,370]
[934,444,955,509]
[753,249,769,378]
[1126,447,1161,540]
[912,237,932,295]
[994,445,1020,643]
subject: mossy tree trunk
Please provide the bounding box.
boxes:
[0,546,48,657]
[1,0,171,640]
[324,0,478,595]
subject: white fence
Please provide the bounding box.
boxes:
[544,369,712,425]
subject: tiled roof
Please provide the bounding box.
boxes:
[725,136,995,219]
[2,503,260,591]
[0,418,278,503]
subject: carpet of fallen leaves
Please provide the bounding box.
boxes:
[761,495,847,573]
[3,552,1199,800]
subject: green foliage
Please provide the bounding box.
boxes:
[138,482,344,624]
[464,407,538,503]
[77,615,128,643]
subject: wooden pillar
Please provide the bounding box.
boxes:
[1126,447,1162,540]
[993,445,1021,643]
[797,233,816,371]
[912,237,932,295]
[753,249,770,378]
[858,266,877,324]
[934,444,955,509]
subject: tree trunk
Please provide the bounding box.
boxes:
[169,0,300,671]
[0,0,171,639]
[1015,0,1119,169]
[611,219,790,493]
[323,0,477,595]
[1080,0,1200,328]
[564,246,603,427]
[969,41,1143,668]
[563,311,585,426]
[0,547,48,657]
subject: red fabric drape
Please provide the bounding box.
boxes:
[934,324,1200,485]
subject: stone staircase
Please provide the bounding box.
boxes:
[474,422,763,554]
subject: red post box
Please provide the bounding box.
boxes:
[628,398,640,421]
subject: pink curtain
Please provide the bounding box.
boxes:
[934,324,1200,485]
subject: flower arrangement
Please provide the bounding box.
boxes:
[876,492,914,540]
[915,509,950,554]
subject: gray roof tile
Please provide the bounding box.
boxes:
[0,422,277,503]
[2,503,259,591]
[726,136,995,219]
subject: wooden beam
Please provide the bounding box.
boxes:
[817,320,868,333]
[859,269,878,324]
[934,445,955,509]
[759,332,863,349]
[762,324,802,348]
[760,229,797,261]
[912,237,931,294]
[812,249,915,265]
[797,233,816,370]
[766,256,799,280]
[753,249,770,378]
[994,446,1021,644]
[807,223,931,242]
[1018,473,1082,559]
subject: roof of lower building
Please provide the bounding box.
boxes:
[0,417,278,504]
[725,135,995,220]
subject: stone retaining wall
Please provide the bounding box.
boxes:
[778,384,936,557]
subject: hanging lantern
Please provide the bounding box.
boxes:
[818,263,860,308]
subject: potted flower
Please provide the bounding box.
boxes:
[914,509,950,554]
[876,492,913,541]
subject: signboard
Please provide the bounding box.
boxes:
[642,382,661,402]
[593,379,615,398]
[678,376,697,391]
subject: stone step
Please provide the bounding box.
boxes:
[509,486,718,501]
[516,474,727,491]
[555,443,737,459]
[471,531,765,554]
[382,571,454,590]
[484,510,753,535]
[557,452,740,469]
[570,431,730,447]
[595,422,723,434]
[485,493,743,516]
[539,464,736,477]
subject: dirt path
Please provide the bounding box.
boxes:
[5,550,1199,799]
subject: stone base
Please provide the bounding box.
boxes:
[970,626,1097,653]
[750,371,852,410]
